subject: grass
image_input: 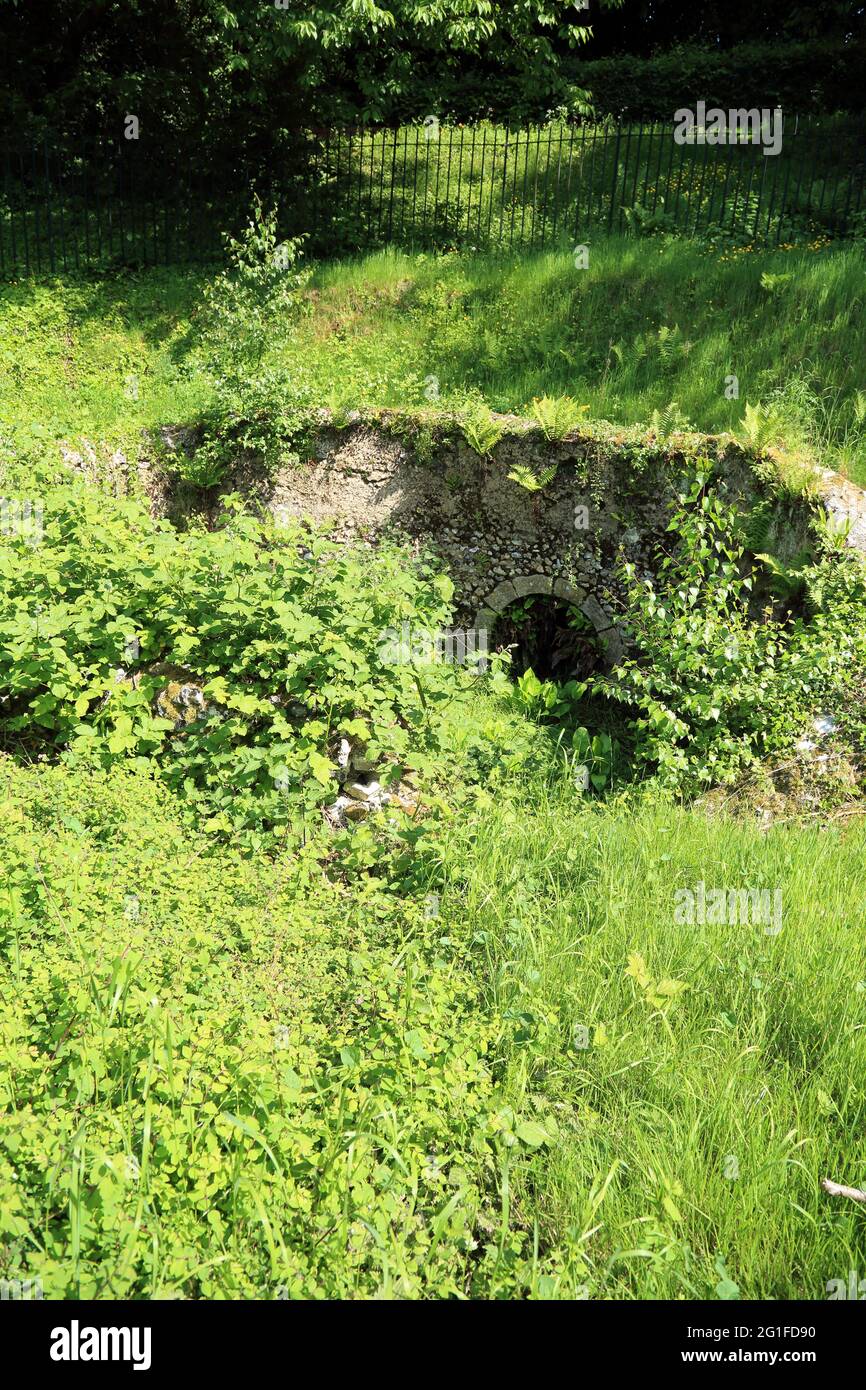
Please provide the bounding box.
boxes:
[442,779,866,1299]
[2,241,866,1300]
[3,700,865,1299]
[3,237,866,481]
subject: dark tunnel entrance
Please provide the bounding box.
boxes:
[491,595,604,682]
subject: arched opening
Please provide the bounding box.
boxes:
[474,575,623,678]
[489,595,603,681]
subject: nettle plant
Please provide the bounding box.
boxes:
[190,200,313,482]
[596,470,861,789]
[0,472,465,838]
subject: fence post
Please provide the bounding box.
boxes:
[607,123,622,234]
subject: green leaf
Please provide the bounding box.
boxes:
[515,1121,551,1149]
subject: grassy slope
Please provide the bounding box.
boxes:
[2,237,865,481]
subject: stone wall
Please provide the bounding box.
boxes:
[139,408,866,669]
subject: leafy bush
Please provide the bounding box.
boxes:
[0,759,513,1299]
[596,470,863,788]
[569,41,866,120]
[0,467,468,839]
[189,200,313,481]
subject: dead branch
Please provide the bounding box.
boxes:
[822,1178,866,1203]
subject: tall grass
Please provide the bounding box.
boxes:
[438,779,866,1298]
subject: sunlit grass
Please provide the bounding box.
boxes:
[439,774,866,1298]
[3,238,865,481]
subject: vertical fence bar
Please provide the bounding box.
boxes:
[618,123,632,232]
[365,128,378,245]
[660,120,677,218]
[81,149,91,267]
[508,127,521,250]
[431,120,444,245]
[788,117,809,233]
[814,123,830,231]
[321,126,331,251]
[763,131,784,242]
[475,123,488,246]
[94,141,104,266]
[539,121,554,247]
[594,124,606,227]
[586,123,599,230]
[518,126,531,247]
[420,122,433,245]
[607,123,622,234]
[498,126,510,247]
[443,124,456,245]
[649,121,665,215]
[453,125,465,244]
[751,148,769,241]
[847,133,866,225]
[355,127,366,242]
[30,145,42,274]
[115,138,125,264]
[571,121,586,241]
[555,123,574,247]
[43,136,56,272]
[692,128,711,234]
[3,145,13,274]
[726,134,745,233]
[2,145,13,273]
[629,120,644,213]
[151,150,160,266]
[800,121,821,231]
[19,150,31,273]
[406,123,420,246]
[528,126,541,249]
[376,127,389,244]
[485,123,499,247]
[736,141,758,240]
[385,126,398,244]
[709,136,732,231]
[54,144,70,270]
[774,123,795,244]
[397,125,410,243]
[0,145,6,278]
[673,129,693,230]
[838,133,857,237]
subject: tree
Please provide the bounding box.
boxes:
[1,1,625,150]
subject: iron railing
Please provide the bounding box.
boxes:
[2,117,864,276]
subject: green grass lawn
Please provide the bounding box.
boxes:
[3,236,866,481]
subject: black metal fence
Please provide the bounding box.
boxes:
[2,117,864,277]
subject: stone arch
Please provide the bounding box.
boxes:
[474,573,624,670]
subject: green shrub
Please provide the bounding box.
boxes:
[189,200,313,481]
[568,41,866,120]
[596,470,864,788]
[0,467,469,838]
